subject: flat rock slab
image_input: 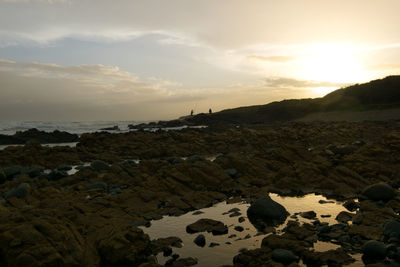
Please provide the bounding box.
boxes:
[186,218,228,235]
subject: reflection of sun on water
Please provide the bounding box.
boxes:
[300,43,368,84]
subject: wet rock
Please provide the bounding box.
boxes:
[300,211,317,219]
[336,211,354,223]
[193,234,205,247]
[234,226,244,232]
[247,195,289,230]
[209,242,219,247]
[91,160,110,171]
[321,214,331,218]
[319,200,334,204]
[384,220,400,239]
[271,249,298,264]
[362,240,387,260]
[192,211,204,215]
[4,183,30,200]
[84,182,107,191]
[343,199,359,211]
[13,128,79,144]
[229,211,241,217]
[186,218,228,235]
[238,217,245,223]
[362,183,397,202]
[3,165,23,180]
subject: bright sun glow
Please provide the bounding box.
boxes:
[300,43,368,84]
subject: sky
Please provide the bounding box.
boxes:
[0,0,400,121]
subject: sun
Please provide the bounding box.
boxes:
[299,43,367,84]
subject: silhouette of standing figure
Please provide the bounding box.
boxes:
[209,108,212,114]
[190,110,194,116]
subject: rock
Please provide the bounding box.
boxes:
[303,249,355,266]
[362,183,396,202]
[84,182,107,191]
[3,165,23,180]
[209,242,219,247]
[91,160,110,171]
[186,155,204,163]
[4,183,30,200]
[319,200,334,204]
[47,170,68,181]
[229,211,241,217]
[186,219,228,235]
[271,249,298,264]
[13,128,79,144]
[165,257,198,267]
[193,234,205,247]
[22,165,44,178]
[321,215,331,218]
[362,240,387,260]
[167,157,184,164]
[192,211,204,215]
[384,220,400,239]
[57,165,72,171]
[97,227,151,266]
[0,170,6,184]
[234,226,244,232]
[100,126,120,131]
[238,217,245,223]
[151,237,183,255]
[300,211,317,219]
[335,211,354,223]
[343,199,359,211]
[247,195,289,230]
[225,169,241,179]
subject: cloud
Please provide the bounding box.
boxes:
[247,55,296,63]
[264,77,348,89]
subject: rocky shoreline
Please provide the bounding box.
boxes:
[0,121,399,266]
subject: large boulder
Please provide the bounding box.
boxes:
[361,183,397,201]
[247,195,289,230]
[271,249,298,264]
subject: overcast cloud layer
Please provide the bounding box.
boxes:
[0,0,400,120]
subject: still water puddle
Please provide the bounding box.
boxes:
[140,193,357,266]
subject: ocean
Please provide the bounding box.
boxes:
[0,121,140,135]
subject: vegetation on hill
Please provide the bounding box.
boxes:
[185,75,400,125]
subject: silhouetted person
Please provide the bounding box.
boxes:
[209,108,212,114]
[190,110,194,116]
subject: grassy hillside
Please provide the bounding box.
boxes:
[185,75,400,125]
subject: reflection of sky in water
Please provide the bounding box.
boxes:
[140,193,358,266]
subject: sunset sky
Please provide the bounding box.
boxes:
[1,0,400,121]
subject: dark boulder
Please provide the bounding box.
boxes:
[300,211,317,219]
[271,249,298,264]
[193,234,205,247]
[22,165,44,178]
[247,195,289,230]
[343,199,359,212]
[362,240,387,260]
[361,183,396,201]
[0,170,6,184]
[84,182,107,191]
